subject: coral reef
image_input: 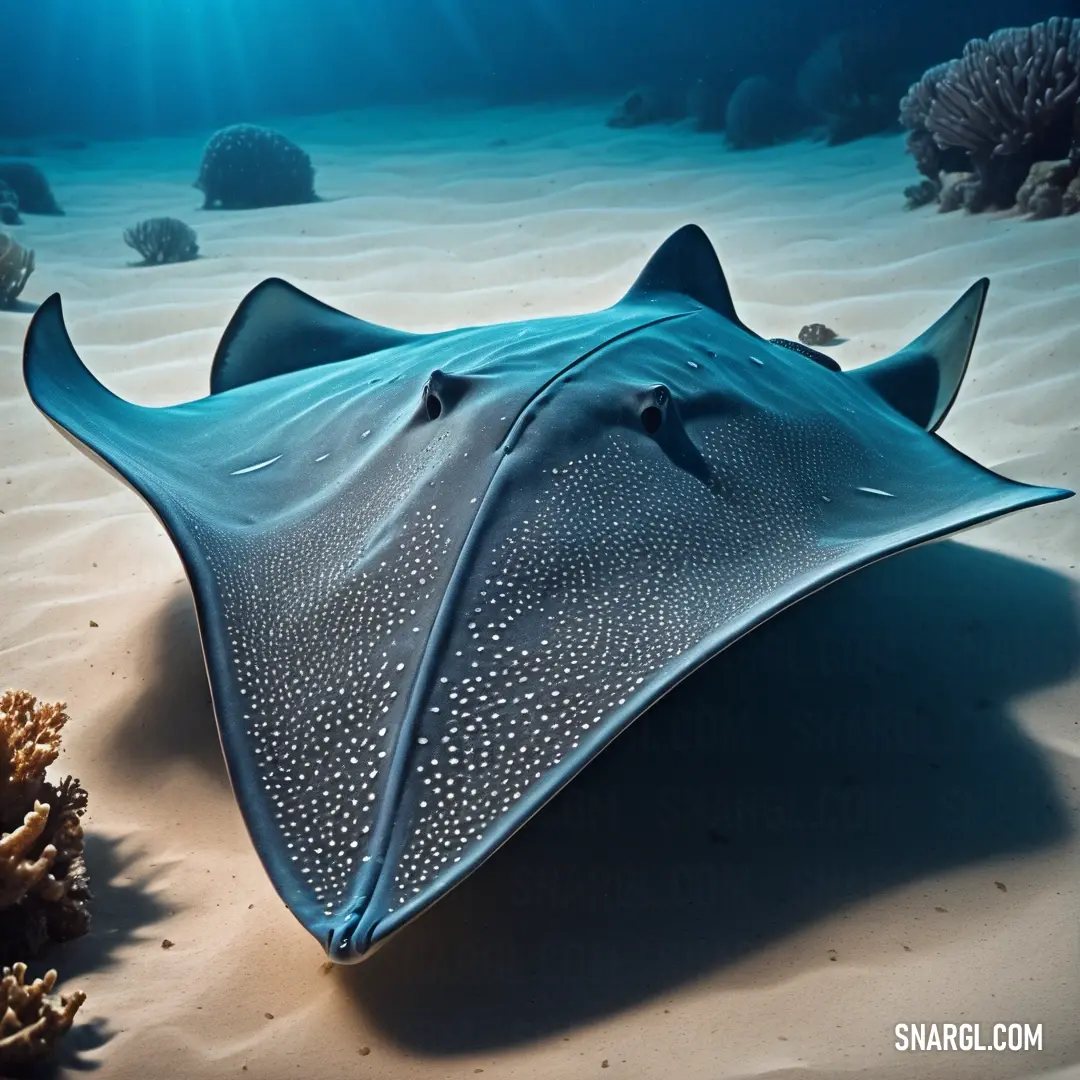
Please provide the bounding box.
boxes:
[900,18,1080,213]
[0,691,90,965]
[0,162,62,215]
[195,124,317,210]
[0,233,33,308]
[606,85,687,129]
[0,963,85,1068]
[798,323,838,347]
[0,182,20,227]
[725,75,798,149]
[123,217,199,265]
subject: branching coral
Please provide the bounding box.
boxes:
[899,18,1080,212]
[0,964,85,1068]
[926,19,1080,158]
[0,691,88,1066]
[0,691,90,964]
[0,232,33,308]
[195,124,316,210]
[124,217,199,265]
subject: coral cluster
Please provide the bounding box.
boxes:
[725,76,798,149]
[0,232,34,308]
[124,216,199,265]
[605,30,914,149]
[195,124,317,210]
[0,690,88,1067]
[606,85,687,129]
[0,963,85,1067]
[900,17,1080,215]
[796,32,910,146]
[0,162,62,216]
[0,690,90,965]
[798,323,839,347]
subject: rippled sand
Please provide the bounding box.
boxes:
[2,103,1078,1080]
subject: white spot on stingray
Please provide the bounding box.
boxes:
[361,430,371,439]
[749,355,765,366]
[687,360,700,369]
[230,455,282,475]
[856,486,895,497]
[315,453,330,462]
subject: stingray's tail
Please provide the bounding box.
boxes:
[848,279,988,433]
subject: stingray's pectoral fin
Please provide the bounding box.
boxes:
[210,278,429,394]
[619,224,752,331]
[23,294,206,512]
[849,278,988,432]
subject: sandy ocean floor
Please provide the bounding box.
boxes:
[2,102,1079,1079]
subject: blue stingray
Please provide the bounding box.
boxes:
[22,225,1072,961]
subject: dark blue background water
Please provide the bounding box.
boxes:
[3,0,1075,139]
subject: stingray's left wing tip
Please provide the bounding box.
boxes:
[23,292,78,407]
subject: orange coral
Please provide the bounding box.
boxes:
[0,690,69,821]
[0,689,88,1064]
[0,964,85,1067]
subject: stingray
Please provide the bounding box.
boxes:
[22,225,1071,962]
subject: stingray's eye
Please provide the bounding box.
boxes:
[640,405,663,434]
[424,385,443,420]
[639,384,670,434]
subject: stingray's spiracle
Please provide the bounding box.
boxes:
[640,384,670,434]
[422,369,472,420]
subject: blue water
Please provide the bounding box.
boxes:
[2,0,1067,140]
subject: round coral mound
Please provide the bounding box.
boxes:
[195,124,317,211]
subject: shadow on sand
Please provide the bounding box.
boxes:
[337,540,1078,1051]
[34,836,169,1074]
[106,589,227,788]
[100,538,1079,1054]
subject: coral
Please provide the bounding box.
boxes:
[899,60,956,133]
[798,323,838,347]
[1015,158,1080,218]
[937,171,979,213]
[195,124,316,210]
[725,76,798,149]
[0,162,62,215]
[0,691,68,820]
[797,32,909,145]
[1064,175,1080,214]
[0,691,90,966]
[606,85,686,129]
[124,217,199,265]
[0,964,85,1068]
[686,76,734,133]
[904,178,939,209]
[0,182,20,226]
[0,233,33,308]
[899,18,1080,211]
[925,19,1080,159]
